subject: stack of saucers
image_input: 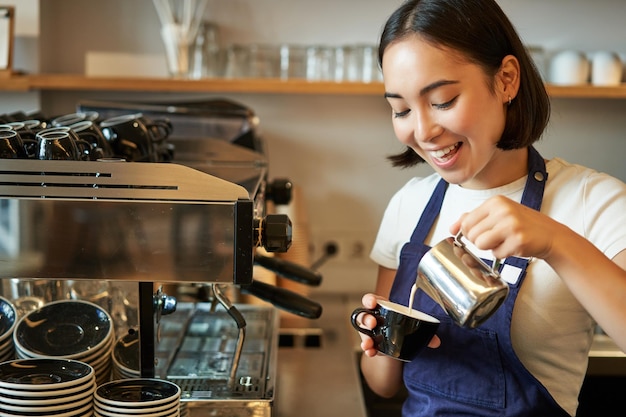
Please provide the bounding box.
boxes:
[94,378,181,417]
[0,296,17,362]
[111,329,140,380]
[0,358,95,417]
[13,299,114,385]
[179,402,190,417]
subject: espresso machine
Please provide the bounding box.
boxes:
[0,98,322,416]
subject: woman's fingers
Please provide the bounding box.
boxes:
[428,335,441,348]
[362,293,380,308]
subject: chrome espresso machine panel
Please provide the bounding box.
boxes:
[0,158,258,284]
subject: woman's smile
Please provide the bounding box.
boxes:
[429,142,461,163]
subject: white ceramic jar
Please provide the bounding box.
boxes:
[549,50,590,85]
[590,51,623,86]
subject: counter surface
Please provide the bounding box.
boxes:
[275,293,367,417]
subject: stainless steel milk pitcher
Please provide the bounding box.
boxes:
[417,233,509,328]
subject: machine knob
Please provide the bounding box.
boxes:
[266,178,292,205]
[160,295,178,316]
[255,214,292,252]
[154,290,177,317]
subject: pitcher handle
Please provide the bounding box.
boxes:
[454,231,501,276]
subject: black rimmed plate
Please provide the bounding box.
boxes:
[94,398,179,415]
[0,296,17,341]
[0,375,94,398]
[95,379,180,408]
[0,358,94,391]
[0,391,93,414]
[0,380,95,406]
[112,330,139,374]
[14,300,112,358]
[0,337,14,357]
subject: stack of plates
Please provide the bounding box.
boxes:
[111,329,140,380]
[13,299,114,385]
[0,358,95,417]
[94,378,181,417]
[0,296,17,362]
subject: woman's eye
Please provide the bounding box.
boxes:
[433,95,458,110]
[393,109,410,118]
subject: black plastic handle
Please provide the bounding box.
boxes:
[242,280,323,319]
[254,254,322,287]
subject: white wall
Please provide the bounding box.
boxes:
[4,1,626,294]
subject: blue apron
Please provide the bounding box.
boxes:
[389,147,570,416]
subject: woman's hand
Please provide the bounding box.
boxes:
[450,195,626,352]
[450,195,556,260]
[358,293,441,356]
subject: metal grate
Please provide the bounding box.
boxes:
[162,303,277,402]
[171,376,263,400]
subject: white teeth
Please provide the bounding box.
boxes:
[431,143,458,159]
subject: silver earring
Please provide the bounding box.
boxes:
[508,96,512,106]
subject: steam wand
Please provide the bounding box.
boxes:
[211,284,247,390]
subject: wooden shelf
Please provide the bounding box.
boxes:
[0,73,31,91]
[2,74,385,95]
[546,84,626,99]
[2,74,626,98]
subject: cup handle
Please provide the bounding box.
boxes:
[22,138,37,158]
[75,138,94,161]
[351,308,377,339]
[76,130,100,145]
[146,119,173,142]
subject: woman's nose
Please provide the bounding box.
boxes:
[413,111,441,143]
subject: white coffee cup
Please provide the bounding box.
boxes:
[590,51,623,86]
[549,50,590,85]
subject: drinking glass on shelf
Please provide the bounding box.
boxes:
[306,45,334,81]
[335,45,361,82]
[248,44,281,78]
[279,44,307,80]
[191,21,221,79]
[224,44,251,79]
[153,0,210,78]
[359,44,382,83]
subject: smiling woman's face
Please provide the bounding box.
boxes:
[382,35,525,189]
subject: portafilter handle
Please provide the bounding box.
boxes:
[241,280,323,319]
[254,254,322,287]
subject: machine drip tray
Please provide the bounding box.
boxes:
[154,302,278,413]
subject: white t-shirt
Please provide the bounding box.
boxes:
[370,157,626,415]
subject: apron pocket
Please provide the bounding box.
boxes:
[404,316,506,410]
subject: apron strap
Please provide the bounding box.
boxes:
[520,146,547,211]
[409,179,448,244]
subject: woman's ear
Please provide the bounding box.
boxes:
[498,55,520,104]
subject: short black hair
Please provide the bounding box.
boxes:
[379,0,550,167]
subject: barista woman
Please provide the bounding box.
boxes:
[356,0,626,416]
